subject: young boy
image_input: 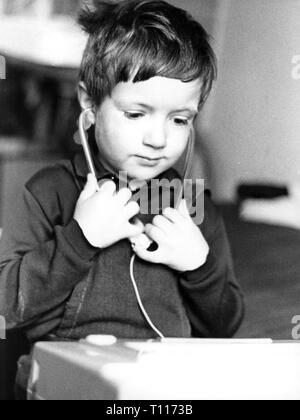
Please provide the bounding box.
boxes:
[0,0,244,396]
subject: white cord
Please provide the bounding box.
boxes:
[130,253,165,339]
[127,131,195,340]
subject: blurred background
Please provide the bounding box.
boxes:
[0,0,300,399]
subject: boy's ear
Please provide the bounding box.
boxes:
[77,82,96,123]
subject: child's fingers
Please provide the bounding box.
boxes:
[126,219,145,239]
[129,232,150,249]
[125,201,140,220]
[178,199,191,219]
[162,206,184,224]
[80,174,99,201]
[129,217,145,234]
[152,215,173,234]
[145,224,166,244]
[133,243,161,264]
[117,188,132,205]
[99,179,117,195]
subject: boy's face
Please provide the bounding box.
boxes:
[92,76,202,181]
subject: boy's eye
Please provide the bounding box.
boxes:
[124,112,145,120]
[173,118,189,126]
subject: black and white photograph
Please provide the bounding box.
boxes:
[0,0,299,403]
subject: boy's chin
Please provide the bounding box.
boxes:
[126,166,168,182]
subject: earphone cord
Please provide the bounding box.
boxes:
[130,253,165,339]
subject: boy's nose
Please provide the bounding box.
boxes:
[143,125,167,149]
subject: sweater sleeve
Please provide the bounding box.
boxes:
[179,196,244,338]
[0,184,99,331]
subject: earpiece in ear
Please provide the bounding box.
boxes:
[74,109,95,145]
[83,109,95,130]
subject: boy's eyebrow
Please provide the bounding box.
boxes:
[170,107,199,117]
[115,100,198,117]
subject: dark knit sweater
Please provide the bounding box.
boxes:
[0,151,244,342]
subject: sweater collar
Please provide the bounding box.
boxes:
[73,151,113,181]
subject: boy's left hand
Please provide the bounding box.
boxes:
[132,200,209,272]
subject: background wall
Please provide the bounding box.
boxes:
[192,0,300,201]
[168,0,222,190]
[2,0,300,203]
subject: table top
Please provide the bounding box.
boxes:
[29,339,300,400]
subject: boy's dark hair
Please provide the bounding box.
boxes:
[78,0,217,108]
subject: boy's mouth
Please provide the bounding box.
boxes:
[135,155,165,167]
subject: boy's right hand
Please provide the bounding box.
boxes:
[74,174,144,249]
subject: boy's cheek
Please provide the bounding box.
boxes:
[169,131,190,151]
[98,122,142,151]
[169,142,189,162]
